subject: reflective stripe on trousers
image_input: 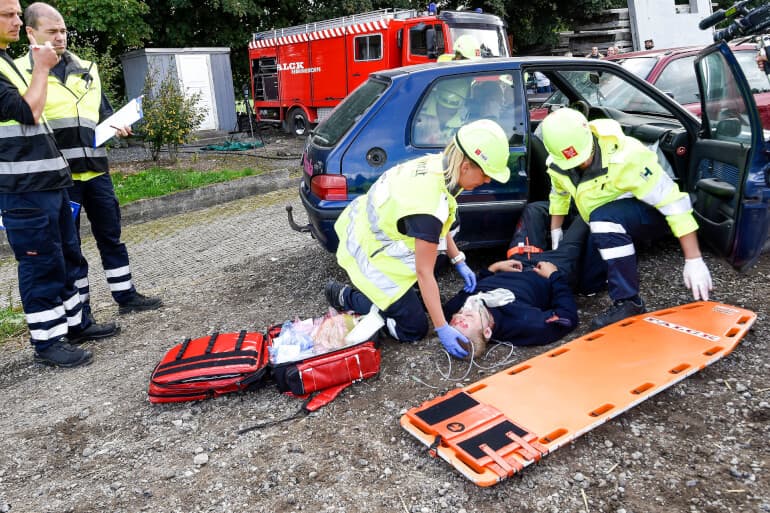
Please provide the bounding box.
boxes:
[588,198,668,301]
[0,189,84,348]
[68,173,135,304]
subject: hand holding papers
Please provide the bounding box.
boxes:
[94,96,143,147]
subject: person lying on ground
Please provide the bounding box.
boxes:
[442,219,586,359]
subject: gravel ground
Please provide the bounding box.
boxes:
[0,134,767,513]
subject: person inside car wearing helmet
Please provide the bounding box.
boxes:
[539,108,712,329]
[325,119,511,358]
[413,78,470,145]
[442,215,588,360]
[437,34,481,62]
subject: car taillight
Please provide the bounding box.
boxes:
[311,175,347,201]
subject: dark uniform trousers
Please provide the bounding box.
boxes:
[343,287,429,342]
[68,173,134,305]
[0,189,83,349]
[511,200,607,295]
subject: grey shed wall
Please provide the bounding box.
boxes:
[120,48,236,132]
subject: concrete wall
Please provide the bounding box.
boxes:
[628,0,714,50]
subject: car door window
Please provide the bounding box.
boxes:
[734,50,770,93]
[654,56,700,105]
[558,69,672,115]
[698,50,753,144]
[412,73,522,147]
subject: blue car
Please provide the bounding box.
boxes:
[289,42,770,271]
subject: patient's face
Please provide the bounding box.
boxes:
[449,307,485,338]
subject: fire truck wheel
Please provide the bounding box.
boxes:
[286,108,309,137]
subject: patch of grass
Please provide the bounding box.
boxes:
[0,302,26,345]
[111,167,261,205]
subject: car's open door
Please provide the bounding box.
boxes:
[690,41,770,270]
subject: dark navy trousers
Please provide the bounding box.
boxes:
[342,286,429,342]
[0,189,84,349]
[68,173,135,305]
[511,201,607,294]
[588,198,668,301]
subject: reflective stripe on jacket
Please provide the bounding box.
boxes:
[0,58,70,193]
[547,118,698,238]
[334,154,457,310]
[15,51,108,175]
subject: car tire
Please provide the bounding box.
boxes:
[286,108,309,137]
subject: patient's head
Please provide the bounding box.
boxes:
[449,295,494,358]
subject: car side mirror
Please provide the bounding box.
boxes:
[589,73,601,84]
[715,118,742,138]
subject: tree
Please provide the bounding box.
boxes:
[53,0,151,56]
[139,66,205,161]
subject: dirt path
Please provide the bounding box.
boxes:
[0,143,767,512]
[0,132,770,513]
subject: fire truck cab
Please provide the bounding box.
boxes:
[248,8,509,135]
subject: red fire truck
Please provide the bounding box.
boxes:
[247,7,510,135]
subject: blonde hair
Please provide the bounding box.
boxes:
[459,296,493,359]
[443,139,466,191]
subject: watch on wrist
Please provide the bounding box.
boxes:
[450,251,466,265]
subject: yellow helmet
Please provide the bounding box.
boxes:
[454,119,510,183]
[541,108,594,170]
[453,35,481,60]
[435,79,469,109]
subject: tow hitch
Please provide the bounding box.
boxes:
[286,205,312,233]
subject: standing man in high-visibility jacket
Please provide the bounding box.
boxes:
[0,0,116,368]
[540,108,713,328]
[18,2,161,317]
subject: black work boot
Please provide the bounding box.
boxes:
[591,297,646,330]
[69,312,119,345]
[118,292,163,314]
[34,339,93,368]
[324,280,349,311]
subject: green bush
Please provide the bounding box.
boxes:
[139,68,205,162]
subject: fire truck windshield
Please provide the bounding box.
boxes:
[450,27,509,57]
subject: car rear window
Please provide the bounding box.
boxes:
[618,56,657,80]
[310,78,389,147]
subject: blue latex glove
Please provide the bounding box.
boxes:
[455,261,477,293]
[436,324,469,359]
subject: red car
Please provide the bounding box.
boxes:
[605,44,770,129]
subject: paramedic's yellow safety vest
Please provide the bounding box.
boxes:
[0,56,70,193]
[547,118,698,238]
[335,154,457,310]
[16,51,108,177]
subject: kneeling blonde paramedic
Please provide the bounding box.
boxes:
[540,108,713,328]
[325,119,510,358]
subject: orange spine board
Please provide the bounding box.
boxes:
[400,301,756,486]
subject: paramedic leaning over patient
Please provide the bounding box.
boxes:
[325,119,510,359]
[540,108,712,329]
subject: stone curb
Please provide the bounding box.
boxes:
[0,169,297,258]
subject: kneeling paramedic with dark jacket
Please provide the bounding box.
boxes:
[540,108,712,329]
[325,119,510,357]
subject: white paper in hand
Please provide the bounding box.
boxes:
[93,96,143,147]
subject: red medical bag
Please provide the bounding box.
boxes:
[148,330,269,403]
[148,324,381,410]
